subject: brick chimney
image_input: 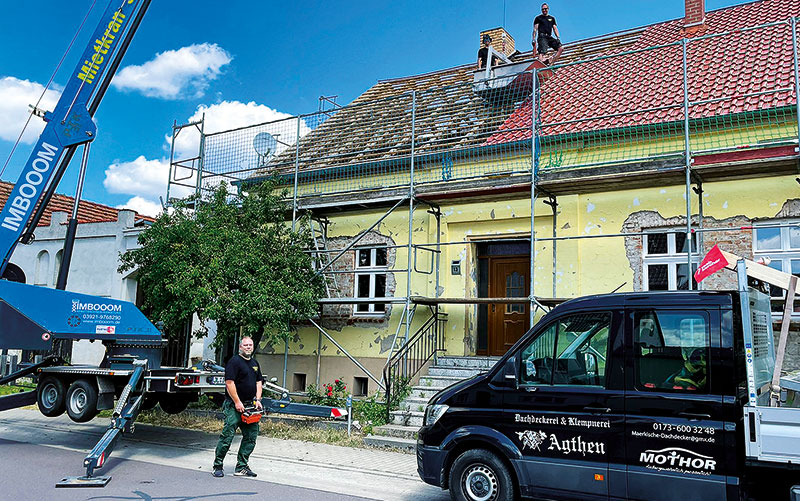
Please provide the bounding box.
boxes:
[479,27,515,57]
[684,0,706,27]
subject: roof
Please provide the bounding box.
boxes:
[0,181,155,227]
[247,0,798,183]
[260,16,648,176]
[488,0,799,144]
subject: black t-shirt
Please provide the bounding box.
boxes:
[534,14,557,37]
[224,354,263,403]
[477,47,500,68]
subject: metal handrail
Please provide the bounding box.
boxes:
[383,309,447,421]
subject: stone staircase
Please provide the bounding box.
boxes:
[364,356,500,451]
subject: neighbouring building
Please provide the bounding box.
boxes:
[0,181,209,366]
[170,0,800,395]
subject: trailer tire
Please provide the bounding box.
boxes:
[141,395,159,411]
[159,395,190,415]
[66,379,99,423]
[37,376,66,417]
[449,449,515,501]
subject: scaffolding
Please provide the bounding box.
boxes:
[167,17,800,395]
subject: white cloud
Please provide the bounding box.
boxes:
[117,196,163,218]
[104,155,170,198]
[103,155,193,211]
[0,76,60,143]
[112,43,232,99]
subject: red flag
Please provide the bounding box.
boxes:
[694,244,729,283]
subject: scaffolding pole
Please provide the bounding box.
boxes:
[693,177,704,290]
[433,206,442,364]
[793,17,800,156]
[292,116,301,231]
[406,91,417,343]
[682,39,694,290]
[195,114,205,198]
[530,68,538,327]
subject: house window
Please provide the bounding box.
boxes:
[753,221,800,314]
[643,230,698,291]
[34,250,49,286]
[354,247,388,315]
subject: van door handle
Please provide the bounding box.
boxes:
[583,405,610,414]
[679,412,711,421]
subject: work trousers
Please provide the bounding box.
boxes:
[213,399,259,470]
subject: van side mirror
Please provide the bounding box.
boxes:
[584,352,598,375]
[503,357,518,388]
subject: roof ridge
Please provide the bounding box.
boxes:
[0,179,155,224]
[375,0,769,87]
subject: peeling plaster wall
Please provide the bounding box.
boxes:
[260,174,800,384]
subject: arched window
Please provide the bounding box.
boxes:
[53,249,63,285]
[34,250,49,286]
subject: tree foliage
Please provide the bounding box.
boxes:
[119,181,324,347]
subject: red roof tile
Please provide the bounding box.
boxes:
[0,181,155,227]
[487,0,800,145]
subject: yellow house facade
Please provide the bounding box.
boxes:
[168,0,800,396]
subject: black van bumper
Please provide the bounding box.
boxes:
[417,439,447,487]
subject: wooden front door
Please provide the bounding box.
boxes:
[488,257,530,356]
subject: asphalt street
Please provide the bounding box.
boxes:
[0,408,450,501]
[0,438,366,501]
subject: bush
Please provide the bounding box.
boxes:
[388,375,412,410]
[306,376,413,434]
[306,378,347,407]
[352,393,387,435]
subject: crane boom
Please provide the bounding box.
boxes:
[0,0,149,276]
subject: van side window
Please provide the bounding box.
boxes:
[519,323,556,385]
[519,312,611,387]
[634,311,709,392]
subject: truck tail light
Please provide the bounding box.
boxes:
[176,375,200,386]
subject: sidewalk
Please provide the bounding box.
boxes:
[0,408,446,500]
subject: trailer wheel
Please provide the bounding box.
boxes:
[159,395,190,415]
[66,379,99,423]
[37,376,66,417]
[449,449,514,501]
[141,395,159,411]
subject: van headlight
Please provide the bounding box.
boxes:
[424,404,449,427]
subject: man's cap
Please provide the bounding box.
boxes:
[482,34,492,43]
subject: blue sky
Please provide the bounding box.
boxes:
[0,0,744,216]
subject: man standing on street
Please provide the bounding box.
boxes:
[213,336,263,478]
[533,3,563,65]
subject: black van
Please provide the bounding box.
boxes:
[416,290,800,501]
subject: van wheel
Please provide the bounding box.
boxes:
[66,379,99,423]
[37,376,66,417]
[449,449,514,501]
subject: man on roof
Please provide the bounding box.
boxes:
[533,3,563,65]
[477,34,501,70]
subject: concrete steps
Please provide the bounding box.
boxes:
[363,433,416,452]
[368,356,500,452]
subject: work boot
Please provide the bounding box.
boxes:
[212,468,224,478]
[234,466,257,477]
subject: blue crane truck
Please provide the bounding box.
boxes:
[0,0,344,487]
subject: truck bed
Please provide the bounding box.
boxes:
[744,405,800,465]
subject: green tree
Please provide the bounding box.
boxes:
[119,180,324,347]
